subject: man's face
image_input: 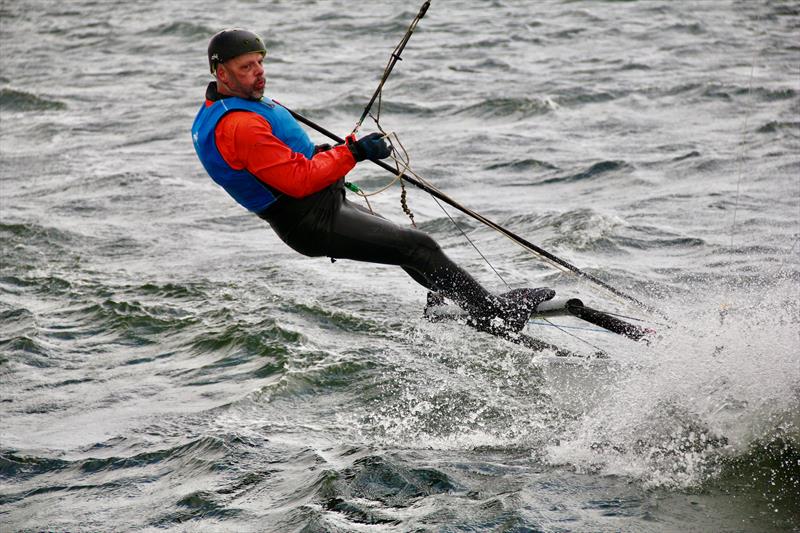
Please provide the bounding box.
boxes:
[217,51,266,100]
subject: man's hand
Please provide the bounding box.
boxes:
[347,132,392,162]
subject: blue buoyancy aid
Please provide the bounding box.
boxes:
[191,96,316,213]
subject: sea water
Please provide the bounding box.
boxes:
[1,1,798,531]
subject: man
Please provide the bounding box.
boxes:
[191,29,549,334]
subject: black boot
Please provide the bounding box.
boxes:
[470,287,555,335]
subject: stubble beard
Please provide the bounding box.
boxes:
[224,76,264,100]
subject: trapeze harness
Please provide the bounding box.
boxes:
[191,84,520,326]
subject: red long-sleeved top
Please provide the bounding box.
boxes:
[208,101,356,199]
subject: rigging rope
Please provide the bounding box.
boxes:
[285,0,663,342]
[355,51,656,317]
[541,316,608,355]
[352,1,431,136]
[287,98,662,320]
[349,1,608,296]
[370,88,513,288]
[729,17,761,251]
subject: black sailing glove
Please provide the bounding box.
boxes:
[347,132,392,162]
[314,143,332,154]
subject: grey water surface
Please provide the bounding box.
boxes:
[1,0,799,531]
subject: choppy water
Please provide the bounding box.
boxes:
[1,0,799,531]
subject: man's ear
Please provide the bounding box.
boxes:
[215,65,228,85]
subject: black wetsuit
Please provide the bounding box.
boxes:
[259,179,510,322]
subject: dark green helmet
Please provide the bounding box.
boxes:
[208,28,267,74]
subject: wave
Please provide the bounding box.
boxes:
[653,82,797,104]
[0,306,51,365]
[312,455,456,526]
[0,222,80,250]
[0,436,227,507]
[134,281,208,300]
[531,209,628,254]
[445,37,512,50]
[139,21,215,38]
[620,62,653,71]
[545,279,800,494]
[158,491,242,524]
[0,453,71,483]
[175,299,390,385]
[455,97,553,119]
[321,12,423,38]
[616,224,706,249]
[303,94,444,121]
[546,27,588,40]
[714,435,800,528]
[447,58,513,73]
[83,436,225,475]
[664,22,707,35]
[555,88,622,107]
[757,120,800,134]
[701,84,796,102]
[291,299,388,335]
[2,289,201,369]
[248,358,377,405]
[187,321,293,365]
[423,205,663,256]
[416,215,480,235]
[537,160,630,185]
[0,88,66,112]
[485,158,558,172]
[74,298,196,344]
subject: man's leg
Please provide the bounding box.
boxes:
[324,198,499,318]
[261,187,536,332]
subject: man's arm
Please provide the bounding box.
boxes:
[215,111,355,198]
